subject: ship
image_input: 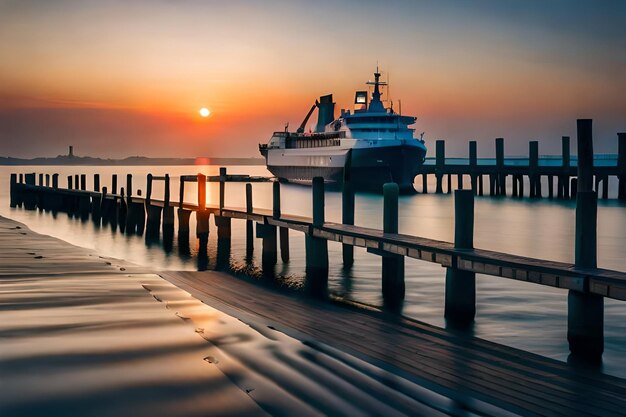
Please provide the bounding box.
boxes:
[259,69,427,193]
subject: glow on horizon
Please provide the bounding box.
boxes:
[0,1,624,158]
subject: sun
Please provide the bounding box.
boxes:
[199,107,210,117]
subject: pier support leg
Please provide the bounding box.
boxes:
[196,210,210,247]
[601,176,609,200]
[342,176,355,267]
[245,183,254,258]
[489,174,496,196]
[279,227,290,263]
[568,119,603,360]
[512,175,518,197]
[10,173,17,208]
[422,174,428,194]
[457,174,463,190]
[257,223,277,272]
[445,190,476,326]
[447,174,452,194]
[436,175,443,194]
[478,175,484,196]
[178,208,191,234]
[305,177,328,298]
[382,183,405,307]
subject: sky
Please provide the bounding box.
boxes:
[0,0,624,158]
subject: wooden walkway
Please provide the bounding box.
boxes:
[162,269,626,417]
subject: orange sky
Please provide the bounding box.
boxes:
[1,1,624,158]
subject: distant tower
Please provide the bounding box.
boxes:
[69,146,74,158]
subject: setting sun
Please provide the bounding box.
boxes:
[199,107,210,117]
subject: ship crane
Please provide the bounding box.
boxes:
[296,100,319,133]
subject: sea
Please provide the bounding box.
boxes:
[2,165,625,377]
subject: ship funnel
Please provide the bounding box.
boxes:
[315,94,335,132]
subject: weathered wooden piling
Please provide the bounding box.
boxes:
[558,136,571,199]
[445,189,476,325]
[496,138,505,196]
[342,166,355,266]
[74,174,79,190]
[10,173,18,207]
[38,173,43,187]
[23,173,37,210]
[619,132,626,200]
[245,183,253,256]
[92,177,102,221]
[45,174,50,187]
[145,174,162,236]
[112,174,118,195]
[196,173,209,242]
[219,167,227,210]
[469,141,477,194]
[305,177,329,297]
[421,173,428,194]
[435,140,445,194]
[125,174,136,234]
[162,174,174,234]
[273,181,289,262]
[178,176,191,233]
[52,174,58,189]
[568,119,603,360]
[529,141,540,198]
[67,175,73,190]
[381,183,405,306]
[446,173,452,194]
[94,174,100,193]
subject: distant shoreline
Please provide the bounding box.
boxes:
[0,155,265,166]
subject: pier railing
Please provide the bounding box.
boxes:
[8,119,626,360]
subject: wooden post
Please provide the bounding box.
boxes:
[52,174,58,189]
[219,167,226,210]
[489,174,496,196]
[112,174,118,195]
[435,140,445,194]
[618,132,626,200]
[478,174,484,196]
[145,173,161,235]
[529,141,539,198]
[446,173,452,194]
[469,141,477,194]
[94,174,100,192]
[80,174,86,191]
[342,166,355,266]
[457,174,463,190]
[279,227,290,263]
[10,173,17,207]
[125,174,135,234]
[38,173,43,187]
[179,176,185,209]
[67,175,73,190]
[196,173,209,241]
[512,174,518,197]
[382,183,405,306]
[568,119,603,360]
[197,173,206,210]
[273,181,281,219]
[305,177,328,297]
[496,138,505,195]
[445,189,476,325]
[562,136,571,199]
[246,183,253,256]
[45,174,50,187]
[601,175,609,200]
[145,174,153,205]
[163,174,174,232]
[422,173,428,194]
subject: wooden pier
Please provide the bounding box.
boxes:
[8,120,626,361]
[416,132,626,200]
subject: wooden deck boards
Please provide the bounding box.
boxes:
[161,270,626,417]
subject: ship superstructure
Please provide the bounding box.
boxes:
[259,69,427,193]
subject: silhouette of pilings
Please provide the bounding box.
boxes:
[417,133,625,199]
[9,120,626,361]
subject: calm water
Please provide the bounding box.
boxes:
[2,165,626,377]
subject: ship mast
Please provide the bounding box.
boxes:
[366,65,387,113]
